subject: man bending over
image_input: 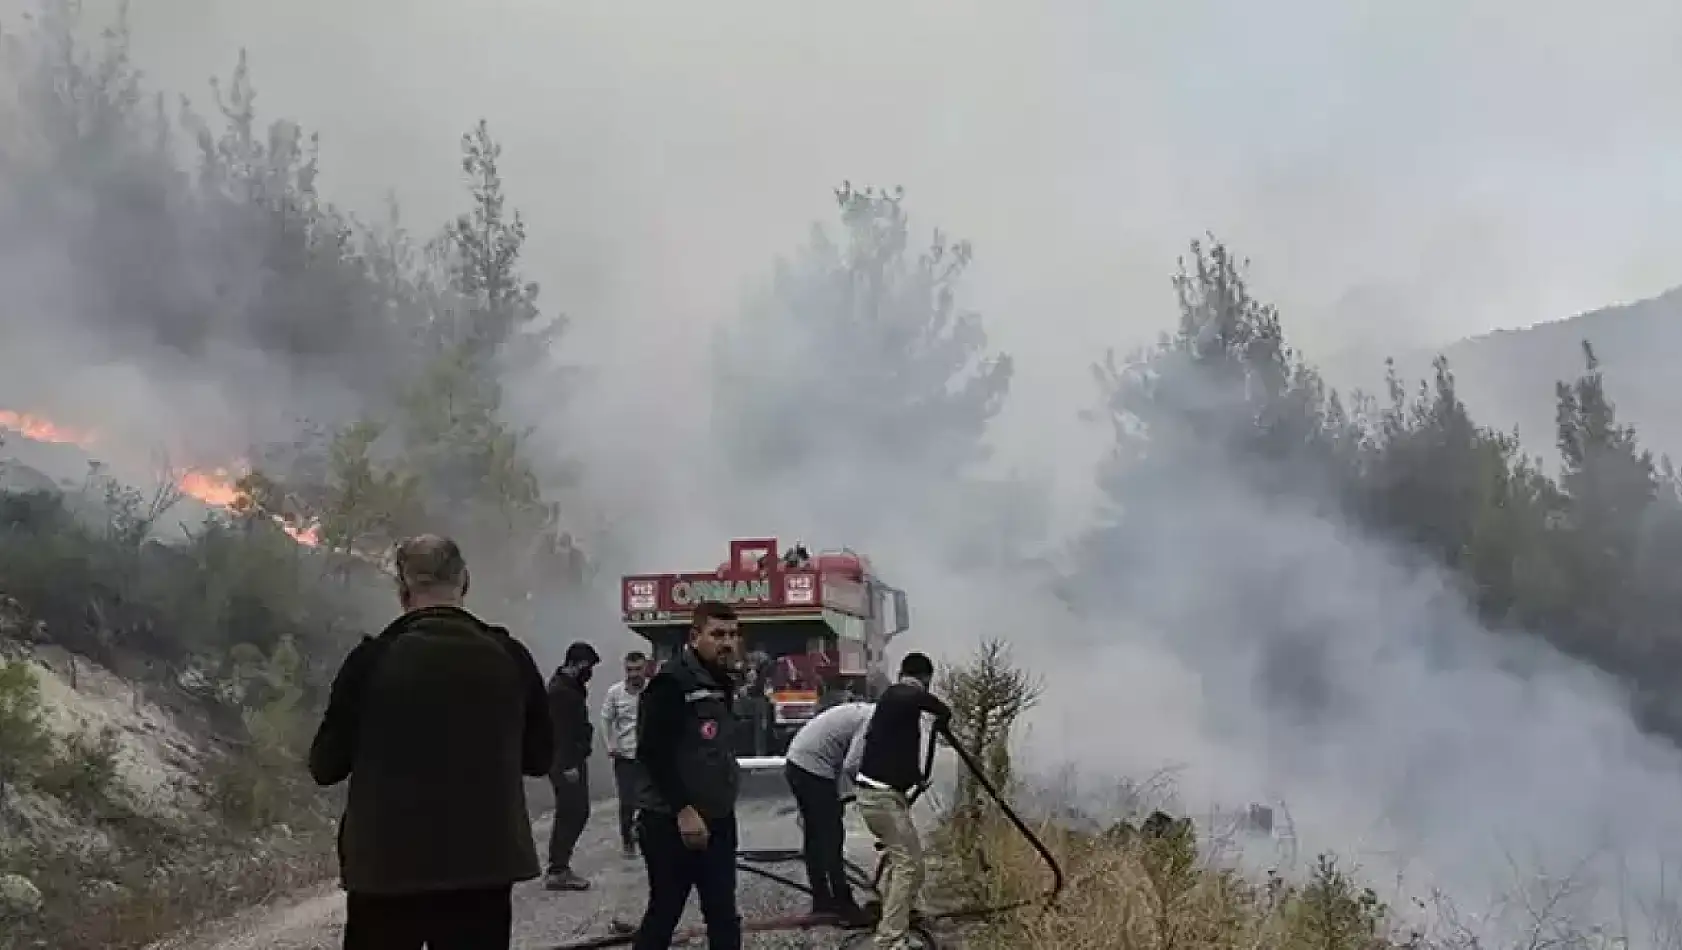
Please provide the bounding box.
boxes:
[854,653,950,950]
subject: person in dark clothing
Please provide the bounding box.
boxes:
[308,534,553,950]
[854,652,952,950]
[546,640,601,891]
[631,600,744,950]
[735,663,771,758]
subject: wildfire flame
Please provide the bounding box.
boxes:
[2,408,320,547]
[280,519,322,546]
[0,410,97,448]
[178,469,241,508]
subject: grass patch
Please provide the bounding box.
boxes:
[2,821,336,949]
[931,641,1404,950]
[948,811,1397,950]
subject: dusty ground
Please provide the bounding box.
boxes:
[156,793,887,950]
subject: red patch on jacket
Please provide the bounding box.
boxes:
[699,720,718,740]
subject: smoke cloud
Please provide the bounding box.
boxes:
[6,0,1682,943]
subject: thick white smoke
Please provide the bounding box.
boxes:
[7,0,1682,944]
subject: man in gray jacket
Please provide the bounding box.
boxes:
[783,700,874,923]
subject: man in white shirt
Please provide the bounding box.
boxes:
[600,651,648,859]
[783,700,875,923]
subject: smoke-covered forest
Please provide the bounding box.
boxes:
[3,2,1682,948]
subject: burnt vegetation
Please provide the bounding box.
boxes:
[1,1,1681,949]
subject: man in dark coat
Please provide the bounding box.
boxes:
[308,534,552,950]
[546,639,601,891]
[631,600,744,950]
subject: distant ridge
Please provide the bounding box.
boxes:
[1366,285,1682,462]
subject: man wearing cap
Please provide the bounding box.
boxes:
[546,640,602,891]
[308,534,553,949]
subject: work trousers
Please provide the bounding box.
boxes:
[856,785,922,950]
[547,761,590,874]
[632,809,741,950]
[342,885,513,949]
[784,762,853,907]
[612,756,641,849]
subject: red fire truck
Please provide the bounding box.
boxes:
[621,537,909,758]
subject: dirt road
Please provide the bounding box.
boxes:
[158,795,881,950]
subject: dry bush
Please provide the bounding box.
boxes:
[953,810,1398,950]
[932,642,1402,950]
[936,639,1041,881]
[6,827,336,949]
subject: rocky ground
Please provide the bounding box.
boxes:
[155,794,891,950]
[0,616,935,949]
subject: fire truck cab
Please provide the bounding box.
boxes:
[621,537,909,759]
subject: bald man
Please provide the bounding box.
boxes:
[309,534,554,950]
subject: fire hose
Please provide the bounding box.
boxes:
[548,721,1064,949]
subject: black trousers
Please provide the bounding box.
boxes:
[612,757,641,849]
[547,761,590,873]
[632,809,741,950]
[784,762,853,906]
[342,885,512,949]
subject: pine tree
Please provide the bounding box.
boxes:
[713,184,1013,484]
[1552,341,1657,647]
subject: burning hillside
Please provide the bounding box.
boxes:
[0,407,321,546]
[0,410,97,449]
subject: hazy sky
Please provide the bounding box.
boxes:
[10,3,1682,932]
[22,0,1680,461]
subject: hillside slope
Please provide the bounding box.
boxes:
[1355,286,1682,460]
[0,463,372,949]
[0,619,336,949]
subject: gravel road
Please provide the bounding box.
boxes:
[157,791,884,950]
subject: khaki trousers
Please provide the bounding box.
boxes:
[856,784,922,950]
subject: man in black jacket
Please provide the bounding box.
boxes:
[546,640,601,891]
[854,652,951,950]
[631,600,743,950]
[308,534,553,950]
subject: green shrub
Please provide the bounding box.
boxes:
[936,639,1042,881]
[36,725,122,805]
[1285,853,1390,950]
[205,739,305,833]
[0,658,53,784]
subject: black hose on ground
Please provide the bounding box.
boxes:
[737,848,874,893]
[548,722,1063,949]
[915,720,1065,923]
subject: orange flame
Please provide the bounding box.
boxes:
[0,410,97,448]
[3,408,320,547]
[282,520,322,546]
[177,468,242,508]
[172,464,321,547]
